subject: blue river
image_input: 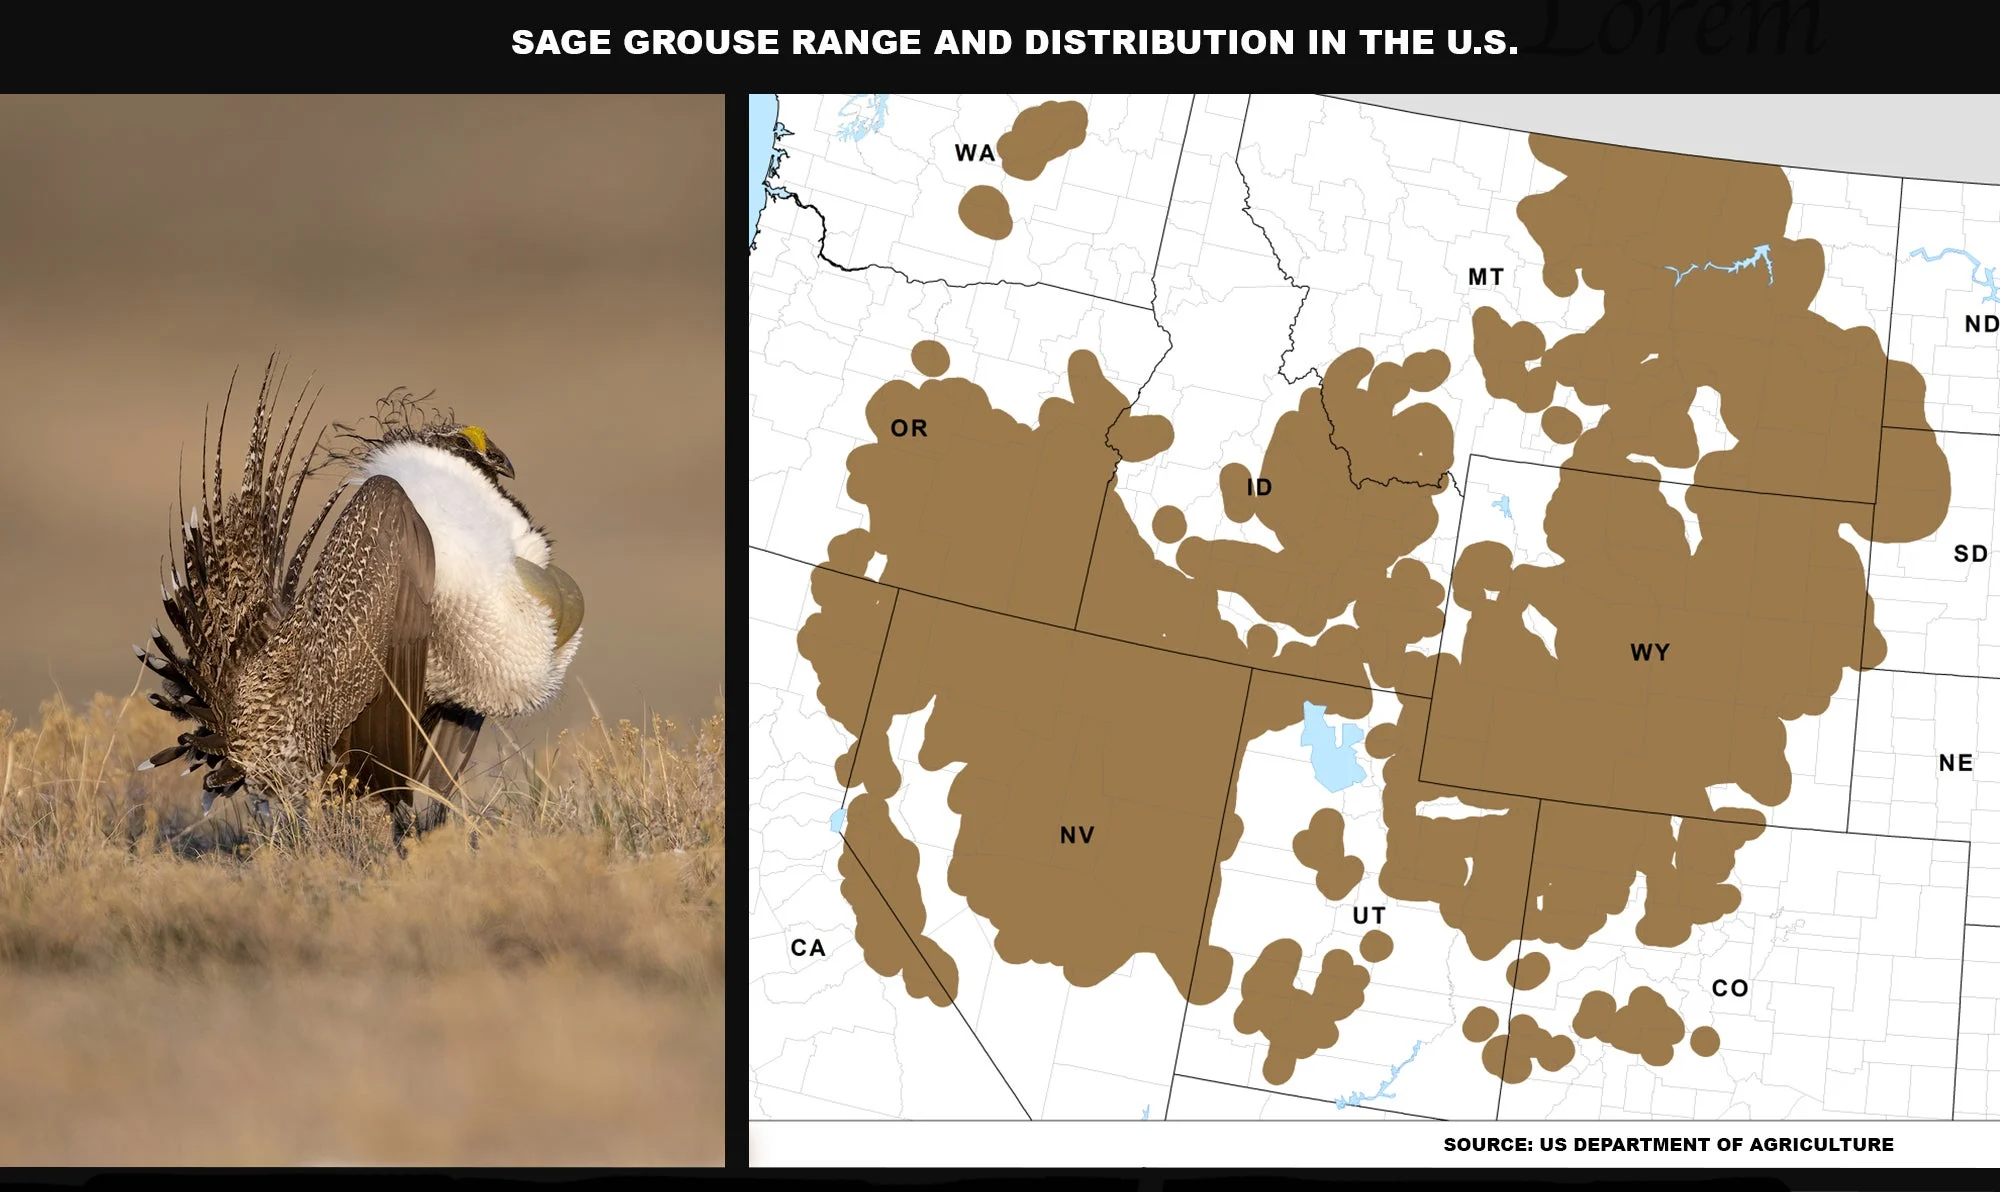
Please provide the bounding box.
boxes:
[1664,244,1773,287]
[1908,246,2000,303]
[1329,1040,1423,1110]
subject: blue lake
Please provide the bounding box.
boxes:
[1300,702,1366,794]
[830,807,846,834]
[835,94,888,142]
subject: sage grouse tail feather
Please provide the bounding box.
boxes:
[137,357,338,810]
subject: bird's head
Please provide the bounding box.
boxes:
[330,395,521,488]
[436,424,515,482]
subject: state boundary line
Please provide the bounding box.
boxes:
[1462,451,1879,510]
[756,544,1975,846]
[1404,769,1971,847]
[1869,665,2000,684]
[1953,847,1973,1120]
[1071,480,1116,632]
[793,571,1030,1119]
[1850,179,1907,836]
[1071,94,1196,632]
[753,106,1997,1127]
[764,540,1260,1126]
[1162,671,1256,1122]
[1425,453,1475,704]
[777,187,1154,313]
[1492,798,1544,1120]
[749,543,1415,701]
[1310,94,2000,190]
[1884,423,2000,439]
[765,158,1975,1124]
[1847,188,1975,1127]
[836,587,899,814]
[832,830,1032,1119]
[1168,1071,1444,1121]
[1151,97,1197,291]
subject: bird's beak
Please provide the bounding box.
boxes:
[463,425,515,479]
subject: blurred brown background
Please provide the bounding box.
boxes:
[0,95,722,739]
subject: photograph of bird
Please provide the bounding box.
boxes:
[136,358,585,838]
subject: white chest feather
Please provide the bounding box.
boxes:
[355,443,579,716]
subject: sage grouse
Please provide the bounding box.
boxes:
[136,361,585,838]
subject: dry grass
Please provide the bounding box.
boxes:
[0,684,724,1165]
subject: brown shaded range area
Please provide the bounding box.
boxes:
[1293,808,1364,902]
[1484,1013,1576,1083]
[796,559,896,778]
[1359,930,1394,963]
[1245,668,1373,734]
[835,349,1129,624]
[1367,696,1539,961]
[1432,137,1951,959]
[1084,347,1455,696]
[806,348,1271,1005]
[1106,406,1176,463]
[959,186,1013,240]
[1430,437,1887,822]
[1472,307,1558,414]
[838,788,959,1006]
[1507,951,1550,991]
[809,141,1930,1076]
[1490,134,1948,512]
[1232,939,1370,1084]
[835,589,1251,1002]
[802,342,1458,1018]
[794,565,954,1005]
[806,140,1961,1052]
[1234,671,1374,872]
[1573,985,1685,1066]
[1877,426,1954,542]
[1432,478,1881,816]
[1690,1025,1722,1056]
[0,95,722,734]
[1541,406,1582,444]
[1219,463,1257,524]
[1464,1005,1500,1042]
[912,340,951,378]
[1323,347,1454,488]
[996,100,1089,181]
[1526,800,1764,949]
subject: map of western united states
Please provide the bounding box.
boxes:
[750,93,2000,1122]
